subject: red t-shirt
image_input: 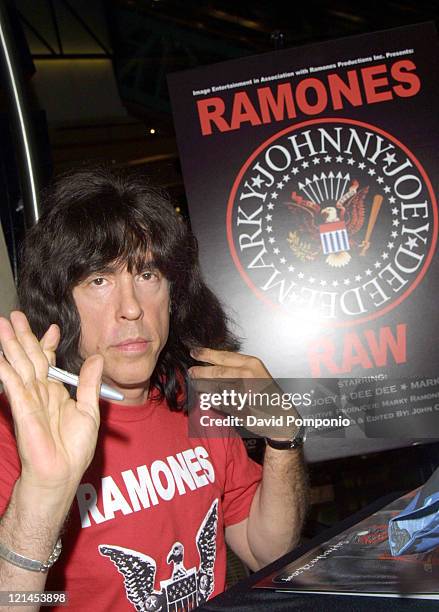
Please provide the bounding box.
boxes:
[0,394,262,611]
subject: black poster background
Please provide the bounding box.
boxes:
[168,23,439,461]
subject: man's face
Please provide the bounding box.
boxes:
[72,261,170,403]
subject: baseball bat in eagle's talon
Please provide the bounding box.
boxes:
[359,194,384,256]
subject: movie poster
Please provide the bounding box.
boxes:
[168,23,439,460]
[255,490,439,598]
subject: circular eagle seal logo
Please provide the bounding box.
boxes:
[227,118,437,326]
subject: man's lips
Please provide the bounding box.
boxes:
[112,338,150,353]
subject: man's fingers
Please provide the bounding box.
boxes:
[191,348,271,379]
[191,347,248,367]
[0,315,36,385]
[0,351,26,399]
[76,355,104,421]
[40,324,60,367]
[189,365,241,379]
[10,311,51,381]
[0,352,47,430]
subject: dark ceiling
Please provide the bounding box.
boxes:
[113,0,439,51]
[97,0,439,211]
[107,0,439,125]
[8,1,439,212]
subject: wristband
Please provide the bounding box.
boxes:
[265,423,306,450]
[0,538,62,572]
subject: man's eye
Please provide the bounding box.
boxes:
[139,271,158,281]
[91,277,106,286]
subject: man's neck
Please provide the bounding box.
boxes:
[105,382,150,406]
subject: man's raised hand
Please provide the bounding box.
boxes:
[188,348,301,441]
[0,311,103,494]
[189,348,271,380]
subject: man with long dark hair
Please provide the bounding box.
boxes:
[0,167,306,611]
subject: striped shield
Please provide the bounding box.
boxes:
[319,220,350,255]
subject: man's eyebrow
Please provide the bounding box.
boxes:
[79,259,160,279]
[134,260,160,273]
[78,268,113,281]
[88,265,117,275]
[139,260,158,269]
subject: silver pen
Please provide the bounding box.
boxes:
[0,351,124,401]
[48,364,124,401]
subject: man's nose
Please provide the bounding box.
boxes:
[117,280,144,320]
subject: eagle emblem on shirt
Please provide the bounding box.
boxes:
[99,499,218,612]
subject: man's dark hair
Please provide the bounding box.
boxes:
[18,166,239,410]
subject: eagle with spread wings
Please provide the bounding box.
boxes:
[286,179,369,267]
[99,499,218,612]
